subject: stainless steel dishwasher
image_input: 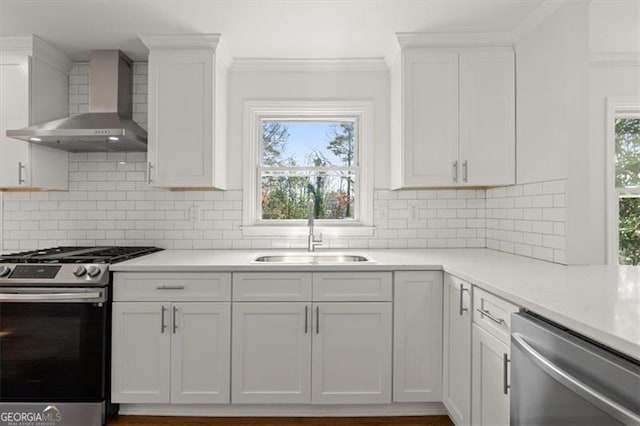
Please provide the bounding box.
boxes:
[510,311,640,425]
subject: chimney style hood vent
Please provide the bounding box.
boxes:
[7,50,147,152]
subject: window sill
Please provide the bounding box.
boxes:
[241,225,375,238]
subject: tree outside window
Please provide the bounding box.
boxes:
[259,120,358,222]
[615,117,640,265]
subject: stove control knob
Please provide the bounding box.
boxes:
[0,266,11,277]
[87,265,101,278]
[73,265,87,277]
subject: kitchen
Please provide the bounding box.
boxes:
[0,1,638,426]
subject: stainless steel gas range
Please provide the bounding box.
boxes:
[0,246,162,426]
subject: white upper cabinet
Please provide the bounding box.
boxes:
[140,34,229,189]
[0,36,71,190]
[459,51,515,186]
[388,35,515,189]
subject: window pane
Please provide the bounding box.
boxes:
[261,121,356,167]
[615,118,640,188]
[619,195,640,265]
[261,171,355,220]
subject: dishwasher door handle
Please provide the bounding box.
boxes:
[511,333,640,425]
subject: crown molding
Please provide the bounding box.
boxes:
[230,58,388,73]
[395,31,514,49]
[511,0,567,43]
[0,35,73,74]
[139,33,223,50]
[589,52,640,67]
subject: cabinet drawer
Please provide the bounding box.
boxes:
[233,273,312,301]
[472,286,519,343]
[114,273,231,302]
[313,272,392,301]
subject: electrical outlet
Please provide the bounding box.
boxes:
[408,200,420,228]
[188,205,201,223]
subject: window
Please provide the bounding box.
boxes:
[614,117,640,265]
[243,101,374,236]
[261,120,357,221]
[607,98,640,265]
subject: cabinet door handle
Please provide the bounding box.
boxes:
[503,353,510,395]
[463,160,468,183]
[459,284,469,316]
[452,160,458,183]
[160,305,167,333]
[477,307,506,325]
[172,306,178,334]
[156,285,185,290]
[316,306,320,334]
[148,162,154,184]
[304,305,308,334]
[18,162,26,185]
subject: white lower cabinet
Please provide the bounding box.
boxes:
[471,322,511,426]
[230,301,392,405]
[230,272,392,405]
[312,302,392,404]
[393,271,443,402]
[231,302,312,404]
[442,274,472,425]
[112,302,231,404]
[111,302,171,403]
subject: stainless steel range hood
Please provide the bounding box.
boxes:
[6,50,147,152]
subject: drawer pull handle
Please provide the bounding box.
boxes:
[304,305,309,334]
[316,306,320,334]
[157,285,185,290]
[476,308,505,325]
[459,284,469,316]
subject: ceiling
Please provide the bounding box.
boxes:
[1,0,544,61]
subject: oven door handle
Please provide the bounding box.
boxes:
[0,292,103,302]
[511,333,640,425]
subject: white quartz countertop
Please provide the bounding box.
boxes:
[111,248,640,360]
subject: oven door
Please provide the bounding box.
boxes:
[0,288,108,402]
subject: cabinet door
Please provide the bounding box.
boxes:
[472,324,510,426]
[171,303,231,404]
[0,57,31,187]
[111,302,171,403]
[459,51,515,186]
[400,50,459,187]
[312,302,392,404]
[147,50,214,187]
[443,275,472,425]
[393,271,443,402]
[231,302,311,403]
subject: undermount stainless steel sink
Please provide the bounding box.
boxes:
[252,253,374,264]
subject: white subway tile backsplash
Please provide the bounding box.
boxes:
[486,179,567,264]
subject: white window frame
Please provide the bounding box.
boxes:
[606,97,640,264]
[242,100,374,237]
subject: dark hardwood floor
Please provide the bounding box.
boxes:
[108,415,454,426]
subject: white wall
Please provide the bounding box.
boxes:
[515,2,589,184]
[589,0,640,53]
[226,69,390,190]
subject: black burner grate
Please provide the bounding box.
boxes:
[0,246,163,264]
